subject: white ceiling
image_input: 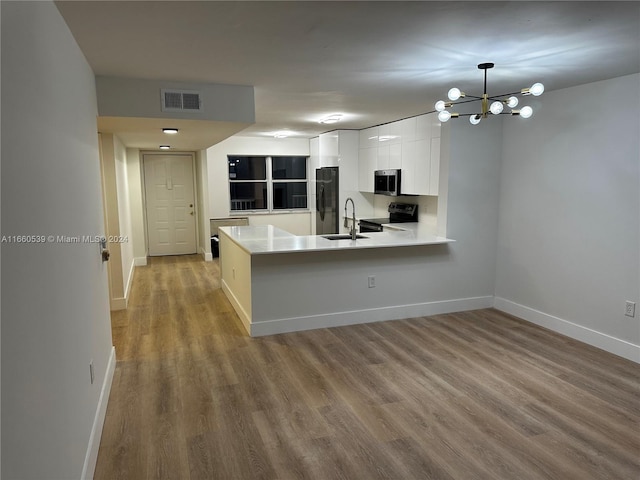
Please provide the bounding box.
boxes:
[56,1,640,149]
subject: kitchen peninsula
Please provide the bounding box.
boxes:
[219,225,455,336]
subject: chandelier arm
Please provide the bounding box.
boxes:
[488,91,522,99]
[449,97,483,106]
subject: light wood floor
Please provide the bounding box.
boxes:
[95,255,640,479]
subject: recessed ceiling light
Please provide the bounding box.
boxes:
[162,128,179,134]
[159,145,170,150]
[273,130,291,138]
[319,114,342,124]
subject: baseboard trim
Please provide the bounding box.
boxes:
[134,257,147,267]
[221,279,252,335]
[249,296,494,337]
[123,260,135,305]
[81,346,116,480]
[110,297,126,311]
[494,297,640,363]
[199,245,213,262]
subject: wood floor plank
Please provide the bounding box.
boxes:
[94,255,640,480]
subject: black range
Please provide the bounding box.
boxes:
[359,203,418,233]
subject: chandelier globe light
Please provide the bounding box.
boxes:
[435,63,544,125]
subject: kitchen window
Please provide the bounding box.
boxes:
[228,155,308,212]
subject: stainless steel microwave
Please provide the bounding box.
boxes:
[374,169,401,196]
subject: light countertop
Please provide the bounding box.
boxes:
[218,224,454,255]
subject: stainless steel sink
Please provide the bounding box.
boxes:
[322,234,368,240]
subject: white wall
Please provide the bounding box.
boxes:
[126,148,148,265]
[442,117,503,298]
[195,149,211,258]
[96,76,255,123]
[115,136,135,297]
[207,135,311,233]
[1,2,114,478]
[495,74,640,360]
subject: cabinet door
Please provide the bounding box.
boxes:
[416,114,432,141]
[401,141,416,194]
[389,143,402,169]
[337,131,359,191]
[429,137,440,195]
[377,144,390,170]
[358,147,376,192]
[359,126,379,149]
[319,132,339,167]
[431,118,441,138]
[414,139,431,195]
[399,117,417,143]
[379,122,402,145]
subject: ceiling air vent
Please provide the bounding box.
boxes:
[161,89,203,112]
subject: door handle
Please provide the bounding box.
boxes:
[99,237,110,262]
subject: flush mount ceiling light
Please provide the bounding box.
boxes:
[162,128,179,134]
[319,114,343,124]
[159,145,171,150]
[435,63,544,125]
[273,130,291,138]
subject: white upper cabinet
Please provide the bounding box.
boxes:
[399,117,417,143]
[402,113,440,196]
[357,113,441,196]
[408,138,431,195]
[358,147,376,192]
[389,143,402,170]
[337,130,359,191]
[415,114,432,141]
[378,121,402,145]
[429,137,441,196]
[359,126,379,149]
[400,141,416,194]
[319,131,339,167]
[377,144,390,170]
[358,126,378,192]
[318,130,359,192]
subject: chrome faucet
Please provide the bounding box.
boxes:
[344,197,357,240]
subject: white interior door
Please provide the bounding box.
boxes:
[144,154,197,256]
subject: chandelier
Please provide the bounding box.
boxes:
[435,63,544,125]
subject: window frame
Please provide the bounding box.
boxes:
[228,155,309,214]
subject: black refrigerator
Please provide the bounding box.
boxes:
[316,166,339,234]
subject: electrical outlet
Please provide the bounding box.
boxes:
[368,275,376,288]
[89,361,95,385]
[625,301,636,318]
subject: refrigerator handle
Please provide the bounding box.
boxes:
[318,184,325,221]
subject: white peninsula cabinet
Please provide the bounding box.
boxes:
[358,113,441,196]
